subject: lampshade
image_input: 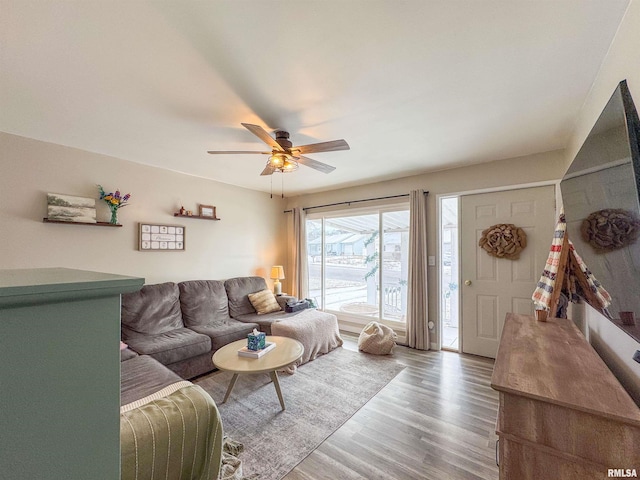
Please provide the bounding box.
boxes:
[270,265,285,280]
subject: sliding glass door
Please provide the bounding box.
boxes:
[307,219,324,309]
[306,207,409,324]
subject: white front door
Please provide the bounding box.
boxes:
[460,185,555,358]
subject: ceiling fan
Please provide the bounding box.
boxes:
[207,123,349,176]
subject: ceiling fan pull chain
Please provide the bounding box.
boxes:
[281,173,284,199]
[270,174,273,199]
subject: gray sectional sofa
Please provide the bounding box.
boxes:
[121,276,302,378]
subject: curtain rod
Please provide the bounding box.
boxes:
[283,191,429,213]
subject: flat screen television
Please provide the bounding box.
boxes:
[560,80,640,342]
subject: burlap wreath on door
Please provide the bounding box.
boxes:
[581,208,640,252]
[478,223,527,260]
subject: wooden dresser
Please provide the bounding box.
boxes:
[491,313,640,479]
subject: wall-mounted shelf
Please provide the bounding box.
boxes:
[43,218,122,227]
[173,214,220,221]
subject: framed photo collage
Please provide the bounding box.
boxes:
[139,223,185,251]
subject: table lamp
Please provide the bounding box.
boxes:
[270,265,285,295]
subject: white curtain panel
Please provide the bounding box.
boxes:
[407,189,429,350]
[291,207,308,299]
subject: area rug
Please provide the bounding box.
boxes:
[194,347,405,480]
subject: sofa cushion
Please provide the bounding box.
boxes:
[248,289,282,315]
[120,347,138,362]
[121,282,184,335]
[120,355,183,406]
[225,276,269,317]
[190,319,259,351]
[233,311,291,335]
[178,280,230,327]
[124,328,211,365]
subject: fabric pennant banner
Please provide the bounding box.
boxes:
[569,242,612,310]
[532,212,567,309]
[532,211,611,311]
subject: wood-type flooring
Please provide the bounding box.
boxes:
[284,334,499,480]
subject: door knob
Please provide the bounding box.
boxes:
[464,280,472,286]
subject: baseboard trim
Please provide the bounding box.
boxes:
[338,319,437,351]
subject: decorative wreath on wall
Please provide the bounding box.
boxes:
[581,208,640,252]
[478,223,527,260]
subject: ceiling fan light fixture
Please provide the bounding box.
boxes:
[269,153,287,168]
[266,155,299,173]
[208,123,348,176]
[282,159,299,173]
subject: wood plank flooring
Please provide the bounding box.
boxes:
[284,334,499,480]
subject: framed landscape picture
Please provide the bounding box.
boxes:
[47,193,97,223]
[139,223,185,251]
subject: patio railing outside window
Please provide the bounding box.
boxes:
[306,207,409,323]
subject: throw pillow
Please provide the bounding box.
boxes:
[248,289,282,315]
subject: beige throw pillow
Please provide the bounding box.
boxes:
[248,289,282,315]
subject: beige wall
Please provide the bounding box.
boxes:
[0,132,286,285]
[285,149,566,344]
[564,1,640,169]
[562,0,640,400]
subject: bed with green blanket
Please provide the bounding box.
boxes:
[120,355,223,480]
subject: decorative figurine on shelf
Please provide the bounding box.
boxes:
[98,185,131,225]
[187,210,193,216]
[179,206,186,215]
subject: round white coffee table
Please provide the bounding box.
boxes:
[212,335,304,411]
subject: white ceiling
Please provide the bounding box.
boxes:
[0,1,630,195]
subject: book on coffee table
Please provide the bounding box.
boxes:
[237,342,276,358]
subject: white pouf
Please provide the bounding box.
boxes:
[358,321,397,355]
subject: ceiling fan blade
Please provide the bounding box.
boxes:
[241,123,284,152]
[260,164,276,176]
[292,139,350,155]
[207,151,271,154]
[297,155,336,174]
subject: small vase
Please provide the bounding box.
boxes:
[109,208,118,225]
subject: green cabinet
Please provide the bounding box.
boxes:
[0,268,144,480]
